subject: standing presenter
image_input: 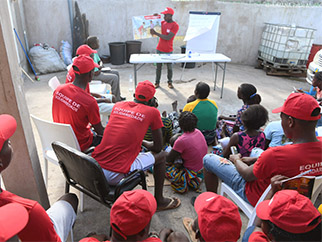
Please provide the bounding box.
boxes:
[150,7,179,89]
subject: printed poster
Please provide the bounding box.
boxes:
[132,15,162,40]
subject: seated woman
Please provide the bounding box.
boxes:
[221,104,268,164]
[165,112,208,193]
[217,83,261,138]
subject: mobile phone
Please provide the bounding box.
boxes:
[230,146,238,155]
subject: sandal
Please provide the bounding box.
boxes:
[157,197,181,211]
[183,217,198,242]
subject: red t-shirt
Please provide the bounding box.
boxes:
[52,84,101,151]
[249,231,269,242]
[156,21,179,53]
[246,140,322,206]
[66,68,90,93]
[92,101,163,173]
[0,190,61,242]
[173,129,207,172]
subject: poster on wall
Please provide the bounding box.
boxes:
[132,15,162,40]
[184,11,221,53]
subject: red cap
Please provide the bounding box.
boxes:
[161,7,174,15]
[272,93,321,121]
[0,114,17,151]
[72,55,100,75]
[0,203,29,241]
[257,190,321,234]
[135,80,156,102]
[76,44,97,56]
[194,192,242,242]
[110,190,157,239]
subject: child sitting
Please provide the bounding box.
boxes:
[221,104,268,162]
[165,112,208,193]
[217,83,261,138]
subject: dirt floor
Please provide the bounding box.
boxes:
[24,61,309,241]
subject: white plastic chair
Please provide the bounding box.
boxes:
[48,76,61,91]
[221,174,322,228]
[220,181,271,227]
[30,114,84,212]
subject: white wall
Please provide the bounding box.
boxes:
[22,0,322,65]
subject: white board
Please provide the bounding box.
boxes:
[184,11,221,54]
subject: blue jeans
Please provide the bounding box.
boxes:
[155,50,173,84]
[203,154,250,203]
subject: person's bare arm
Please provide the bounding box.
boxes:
[94,70,101,76]
[218,115,235,121]
[142,128,163,153]
[264,139,271,150]
[241,156,258,166]
[222,133,238,158]
[230,154,257,181]
[150,29,175,40]
[166,149,181,163]
[92,122,104,136]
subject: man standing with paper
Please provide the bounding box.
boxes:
[150,7,179,89]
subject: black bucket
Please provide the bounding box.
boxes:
[109,42,125,65]
[126,40,142,63]
[180,45,195,69]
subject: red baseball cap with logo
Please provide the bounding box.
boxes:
[272,93,321,121]
[194,192,242,242]
[76,44,97,56]
[135,80,156,102]
[257,190,321,234]
[110,189,157,239]
[0,114,17,151]
[72,55,100,75]
[0,203,29,241]
[161,7,174,15]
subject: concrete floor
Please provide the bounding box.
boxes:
[24,62,308,241]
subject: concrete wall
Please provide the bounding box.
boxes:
[22,0,322,65]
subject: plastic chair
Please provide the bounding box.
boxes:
[52,141,147,208]
[220,182,271,227]
[30,115,85,212]
[221,174,322,228]
[48,76,61,91]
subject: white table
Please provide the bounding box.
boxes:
[129,53,231,98]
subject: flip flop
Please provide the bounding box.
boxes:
[157,197,181,211]
[182,217,198,242]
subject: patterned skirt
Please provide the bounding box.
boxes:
[165,165,203,193]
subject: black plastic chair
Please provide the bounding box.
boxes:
[52,141,147,209]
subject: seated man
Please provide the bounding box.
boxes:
[53,55,104,151]
[184,192,242,242]
[92,80,180,211]
[203,93,322,206]
[250,189,321,242]
[86,36,125,101]
[66,44,115,125]
[0,114,78,242]
[183,82,218,145]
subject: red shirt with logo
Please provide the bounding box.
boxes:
[0,190,61,242]
[52,84,100,151]
[246,140,322,206]
[156,21,179,53]
[92,101,163,173]
[66,68,90,93]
